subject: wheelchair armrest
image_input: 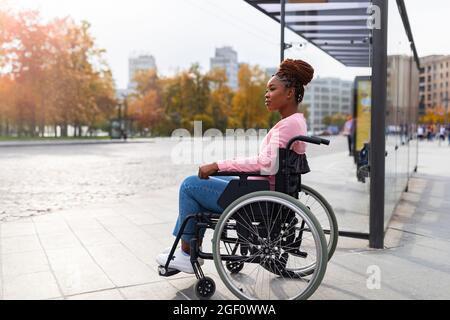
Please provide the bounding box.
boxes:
[211,172,269,179]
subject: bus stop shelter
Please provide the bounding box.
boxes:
[244,0,420,248]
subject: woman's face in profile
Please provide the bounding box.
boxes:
[265,76,291,112]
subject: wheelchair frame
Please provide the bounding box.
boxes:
[158,135,334,300]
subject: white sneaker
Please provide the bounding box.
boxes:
[156,248,203,274]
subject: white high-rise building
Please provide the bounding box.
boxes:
[128,54,156,90]
[210,46,239,90]
[302,77,354,133]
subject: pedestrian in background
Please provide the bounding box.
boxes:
[447,124,450,146]
[439,125,446,141]
[417,125,424,141]
[427,125,433,141]
[342,115,355,156]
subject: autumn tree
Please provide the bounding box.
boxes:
[230,64,270,129]
[128,69,163,136]
[0,8,116,137]
[0,10,52,136]
[0,75,15,135]
[419,106,448,125]
[205,68,234,132]
[50,19,116,137]
[159,64,211,134]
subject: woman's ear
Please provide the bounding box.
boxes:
[287,87,295,100]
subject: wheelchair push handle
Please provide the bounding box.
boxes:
[287,135,330,150]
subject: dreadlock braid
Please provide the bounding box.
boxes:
[275,59,314,104]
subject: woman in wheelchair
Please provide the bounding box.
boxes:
[157,59,330,300]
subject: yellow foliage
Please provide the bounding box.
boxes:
[230,64,270,129]
[0,8,116,136]
[420,106,448,124]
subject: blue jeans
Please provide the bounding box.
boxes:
[173,175,235,242]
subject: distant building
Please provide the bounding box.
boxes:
[419,55,450,115]
[210,46,239,90]
[386,55,420,126]
[302,77,353,133]
[128,54,156,90]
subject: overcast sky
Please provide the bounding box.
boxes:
[6,0,450,89]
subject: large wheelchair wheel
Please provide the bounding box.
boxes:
[212,191,328,300]
[299,184,338,261]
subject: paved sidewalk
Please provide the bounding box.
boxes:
[0,138,155,148]
[1,141,449,300]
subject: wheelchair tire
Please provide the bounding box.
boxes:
[299,184,339,262]
[212,191,328,300]
[194,277,216,300]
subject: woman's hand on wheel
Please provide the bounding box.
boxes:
[198,163,219,179]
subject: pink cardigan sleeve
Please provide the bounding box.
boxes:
[217,119,305,174]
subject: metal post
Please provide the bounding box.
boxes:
[280,0,286,62]
[369,0,388,249]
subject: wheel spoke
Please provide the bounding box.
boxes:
[213,193,328,300]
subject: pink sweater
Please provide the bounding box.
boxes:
[217,113,307,189]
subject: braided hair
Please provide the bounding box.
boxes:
[274,59,314,104]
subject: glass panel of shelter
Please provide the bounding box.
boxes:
[274,0,374,236]
[385,0,419,230]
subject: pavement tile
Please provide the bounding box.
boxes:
[39,232,82,251]
[140,223,175,244]
[119,281,187,300]
[1,234,42,254]
[100,225,162,265]
[0,220,36,238]
[121,213,165,226]
[33,216,72,236]
[2,250,49,277]
[67,289,124,300]
[3,272,61,300]
[85,244,159,287]
[45,247,115,296]
[72,228,120,247]
[63,216,105,231]
[148,209,180,224]
[96,215,136,228]
[77,208,121,219]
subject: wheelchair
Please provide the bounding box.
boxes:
[158,135,338,300]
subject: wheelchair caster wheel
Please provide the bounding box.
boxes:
[195,277,216,300]
[226,261,244,274]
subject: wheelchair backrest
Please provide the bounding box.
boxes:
[216,136,322,208]
[274,148,310,196]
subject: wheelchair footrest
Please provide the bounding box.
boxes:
[158,265,181,277]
